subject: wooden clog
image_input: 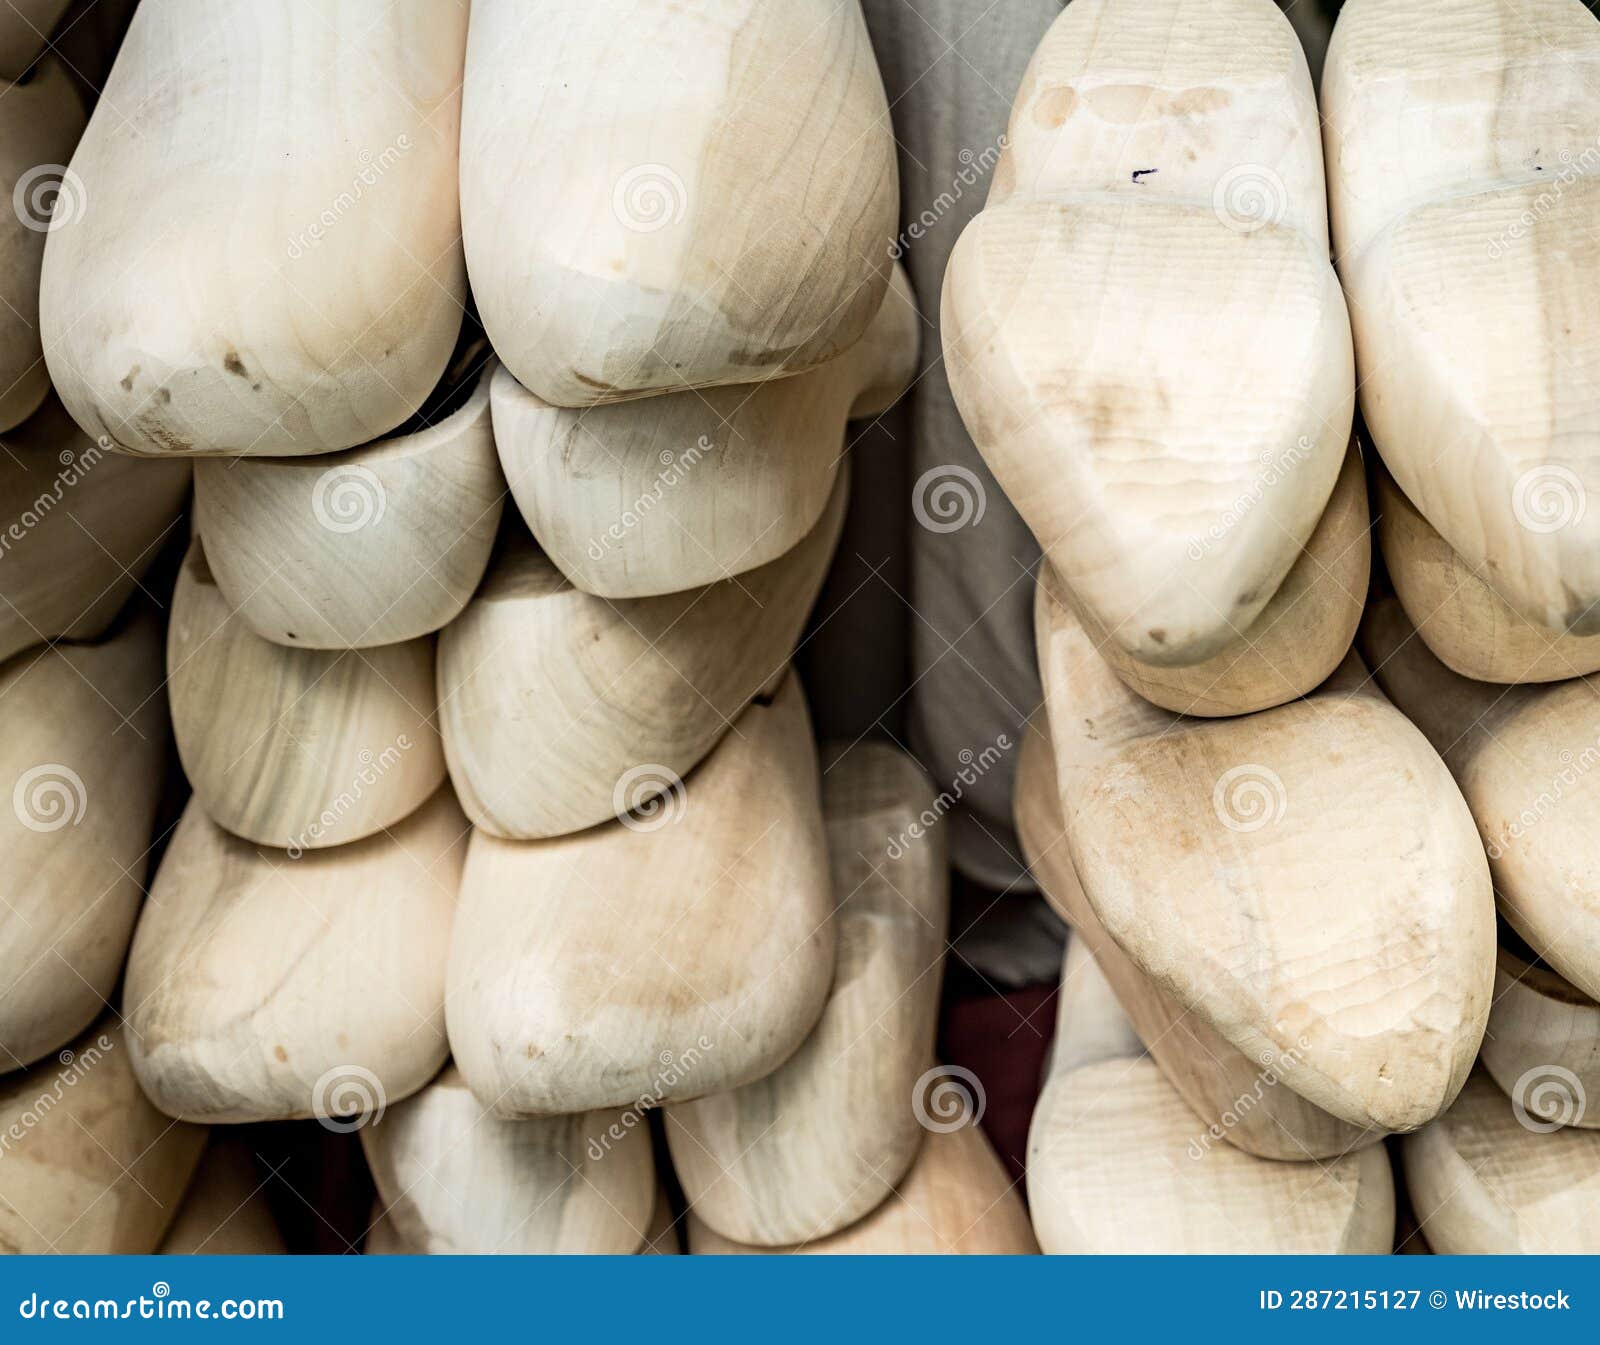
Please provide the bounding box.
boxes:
[0,608,167,1072]
[1482,933,1600,1131]
[1015,718,1381,1159]
[1403,1071,1600,1254]
[0,1019,206,1253]
[1028,940,1395,1254]
[448,674,834,1117]
[492,266,917,598]
[1060,443,1369,716]
[944,0,1352,668]
[168,541,445,850]
[439,476,843,839]
[687,1123,1037,1255]
[1037,577,1494,1133]
[0,395,189,665]
[460,0,896,408]
[161,1136,286,1254]
[194,349,503,649]
[1324,0,1600,638]
[1362,596,1600,1002]
[0,59,83,430]
[124,787,467,1123]
[41,0,468,457]
[667,742,949,1245]
[1376,466,1600,683]
[361,1065,656,1254]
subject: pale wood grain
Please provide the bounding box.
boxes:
[41,0,468,456]
[124,787,466,1123]
[168,541,445,849]
[1060,442,1369,716]
[1362,596,1600,1003]
[447,674,834,1117]
[1403,1071,1600,1253]
[1037,576,1494,1132]
[1482,940,1600,1131]
[667,742,949,1245]
[687,1124,1036,1255]
[195,355,504,649]
[1377,465,1600,683]
[439,476,844,839]
[1029,949,1395,1254]
[0,608,167,1072]
[1325,0,1600,635]
[0,1019,205,1253]
[361,1064,656,1255]
[1016,717,1382,1159]
[460,0,896,407]
[945,0,1352,667]
[492,267,917,598]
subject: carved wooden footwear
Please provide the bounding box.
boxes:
[460,0,897,407]
[0,608,167,1072]
[1482,931,1600,1131]
[1362,596,1600,1003]
[686,1124,1037,1255]
[1015,718,1381,1159]
[168,541,445,850]
[124,787,467,1123]
[667,742,948,1245]
[492,266,918,598]
[194,348,503,649]
[361,1065,656,1254]
[1325,0,1600,639]
[1058,443,1369,717]
[945,0,1353,668]
[41,0,469,456]
[439,477,843,839]
[447,674,834,1117]
[0,59,84,431]
[0,1019,206,1253]
[0,395,189,666]
[1376,466,1600,683]
[1037,577,1494,1133]
[1028,939,1395,1254]
[1403,1071,1600,1253]
[161,1136,285,1254]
